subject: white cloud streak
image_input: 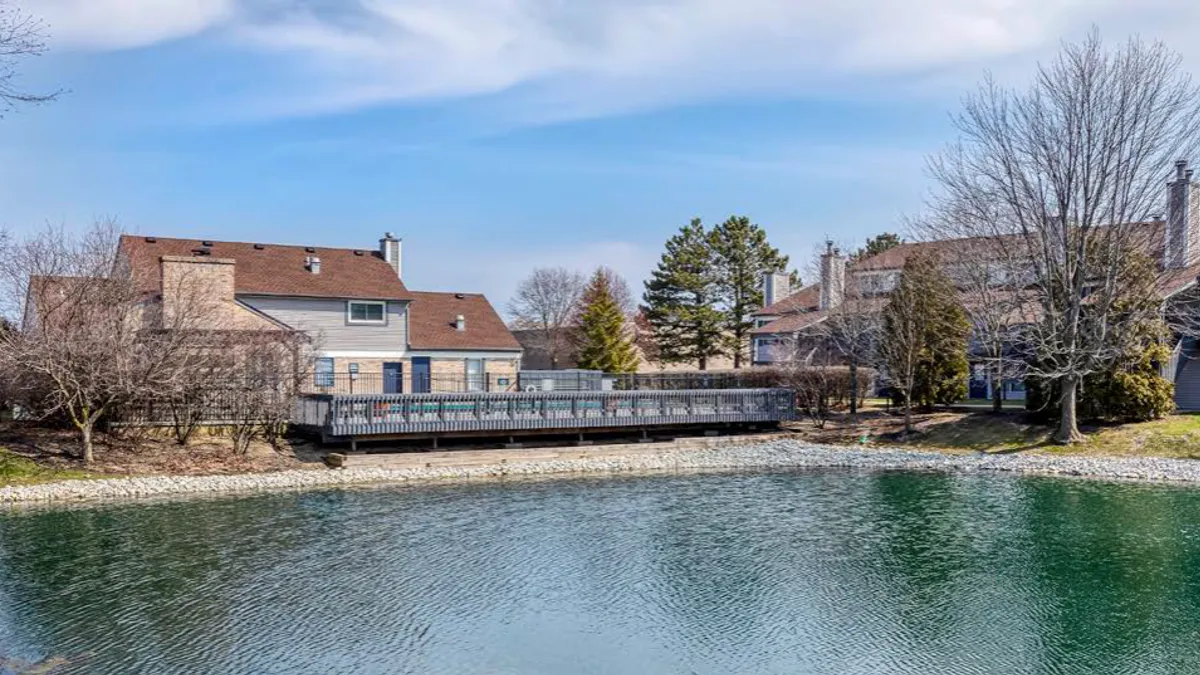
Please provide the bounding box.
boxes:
[35,0,236,49]
[30,0,1200,120]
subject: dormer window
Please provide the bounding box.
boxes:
[347,300,386,325]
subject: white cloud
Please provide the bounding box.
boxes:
[33,0,1200,120]
[36,0,235,49]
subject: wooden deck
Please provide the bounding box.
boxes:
[294,388,797,442]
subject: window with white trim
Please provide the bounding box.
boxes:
[347,300,386,324]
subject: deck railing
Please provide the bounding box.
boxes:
[295,388,797,438]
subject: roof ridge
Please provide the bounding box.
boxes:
[121,233,382,255]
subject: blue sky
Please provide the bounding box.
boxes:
[4,1,1200,312]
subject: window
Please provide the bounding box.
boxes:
[314,357,335,387]
[466,358,485,392]
[347,301,386,324]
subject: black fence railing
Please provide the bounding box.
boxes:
[114,388,291,426]
[609,371,784,391]
[306,372,518,395]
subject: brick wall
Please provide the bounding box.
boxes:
[159,256,278,331]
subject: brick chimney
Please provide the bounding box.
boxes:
[818,241,845,310]
[380,232,403,279]
[1165,159,1200,269]
[761,272,792,308]
[159,255,236,326]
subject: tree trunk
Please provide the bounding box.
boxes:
[903,397,913,436]
[698,356,707,371]
[991,363,1003,413]
[1056,376,1084,443]
[80,422,94,464]
[849,361,859,421]
[733,350,742,369]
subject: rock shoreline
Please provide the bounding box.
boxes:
[4,440,1200,506]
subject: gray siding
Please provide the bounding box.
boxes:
[241,296,407,351]
[1175,339,1200,412]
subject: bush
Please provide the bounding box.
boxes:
[776,366,875,427]
[1026,341,1174,424]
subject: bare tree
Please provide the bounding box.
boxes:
[0,221,272,462]
[924,30,1200,442]
[813,275,881,423]
[1,0,58,115]
[509,267,585,370]
[934,236,1030,413]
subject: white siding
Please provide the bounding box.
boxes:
[240,296,407,351]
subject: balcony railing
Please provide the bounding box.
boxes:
[305,372,518,395]
[295,388,797,438]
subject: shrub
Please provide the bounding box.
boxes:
[1026,340,1174,424]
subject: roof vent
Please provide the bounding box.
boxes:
[455,314,466,332]
[454,293,465,299]
[305,246,315,253]
[201,240,214,247]
[353,250,364,256]
[253,243,265,250]
[144,236,157,243]
[191,247,211,257]
[306,256,321,274]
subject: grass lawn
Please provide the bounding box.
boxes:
[0,447,93,487]
[789,402,1200,460]
[900,413,1200,458]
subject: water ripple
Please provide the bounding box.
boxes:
[1,472,1199,674]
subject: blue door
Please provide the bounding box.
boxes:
[383,362,404,394]
[411,357,431,393]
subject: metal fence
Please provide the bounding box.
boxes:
[114,388,290,426]
[514,370,789,393]
[305,372,518,395]
[608,371,784,391]
[297,388,797,438]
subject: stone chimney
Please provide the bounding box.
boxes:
[1165,159,1200,269]
[379,232,403,279]
[762,272,792,308]
[818,241,845,311]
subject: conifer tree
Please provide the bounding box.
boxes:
[708,215,790,368]
[881,251,969,433]
[643,219,725,370]
[850,232,902,262]
[575,268,639,373]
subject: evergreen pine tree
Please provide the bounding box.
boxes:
[575,268,639,373]
[708,215,790,368]
[850,232,903,262]
[643,219,725,370]
[882,251,970,431]
[909,255,969,409]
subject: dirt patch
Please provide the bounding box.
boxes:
[784,407,1050,453]
[0,424,324,478]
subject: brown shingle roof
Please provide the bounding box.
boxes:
[755,283,820,316]
[119,235,411,301]
[407,291,522,351]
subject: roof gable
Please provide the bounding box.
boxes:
[407,291,521,351]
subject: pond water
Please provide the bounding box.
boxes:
[3,471,1200,674]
